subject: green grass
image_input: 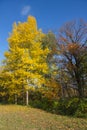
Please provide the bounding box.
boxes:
[0,105,87,130]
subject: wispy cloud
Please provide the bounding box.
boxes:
[21,5,31,16]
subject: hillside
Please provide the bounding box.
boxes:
[0,105,87,130]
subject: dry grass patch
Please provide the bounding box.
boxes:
[0,105,87,130]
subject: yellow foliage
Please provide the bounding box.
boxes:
[3,16,49,95]
[42,78,62,100]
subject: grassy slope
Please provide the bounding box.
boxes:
[0,105,87,130]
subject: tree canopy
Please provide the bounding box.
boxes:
[0,17,87,105]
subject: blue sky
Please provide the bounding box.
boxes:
[0,0,87,63]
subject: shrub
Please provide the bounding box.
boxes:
[57,98,87,117]
[29,96,87,118]
[75,99,87,118]
[29,97,53,112]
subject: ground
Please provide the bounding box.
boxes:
[0,105,87,130]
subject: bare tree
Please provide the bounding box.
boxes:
[58,19,87,98]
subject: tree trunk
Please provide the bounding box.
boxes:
[77,79,84,98]
[15,94,17,104]
[75,71,84,98]
[61,86,65,98]
[78,85,84,98]
[26,90,29,105]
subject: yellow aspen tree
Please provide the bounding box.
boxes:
[4,16,49,105]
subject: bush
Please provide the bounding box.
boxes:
[75,99,87,118]
[29,97,87,118]
[57,98,87,117]
[29,97,53,112]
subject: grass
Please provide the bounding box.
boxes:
[0,105,87,130]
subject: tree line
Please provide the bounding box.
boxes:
[0,16,87,105]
